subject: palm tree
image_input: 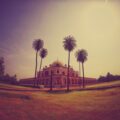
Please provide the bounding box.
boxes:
[37,48,48,86]
[76,49,88,88]
[63,35,76,91]
[39,48,48,71]
[75,49,82,86]
[32,39,44,87]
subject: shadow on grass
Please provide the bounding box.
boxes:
[0,87,41,92]
[81,85,120,91]
[47,90,73,94]
[0,92,31,100]
[0,84,120,94]
[46,85,120,94]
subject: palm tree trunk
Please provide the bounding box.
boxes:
[82,62,85,88]
[79,62,81,87]
[50,70,53,91]
[39,58,42,72]
[67,51,70,91]
[79,62,80,76]
[37,58,42,86]
[34,51,38,87]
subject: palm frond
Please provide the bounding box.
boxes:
[63,35,76,52]
[40,48,48,59]
[32,39,44,52]
[75,49,88,63]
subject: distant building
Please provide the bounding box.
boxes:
[19,61,97,87]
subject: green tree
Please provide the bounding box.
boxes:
[0,57,5,76]
[76,49,88,88]
[63,35,76,91]
[32,39,44,86]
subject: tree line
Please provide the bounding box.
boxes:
[0,57,17,85]
[98,72,120,82]
[32,35,88,91]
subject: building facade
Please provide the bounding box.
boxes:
[19,61,97,87]
[37,61,80,88]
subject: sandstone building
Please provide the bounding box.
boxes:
[37,61,80,88]
[19,61,97,87]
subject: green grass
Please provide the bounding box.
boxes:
[0,81,120,120]
[87,80,120,88]
[0,83,33,89]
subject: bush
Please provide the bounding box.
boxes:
[0,74,18,85]
[98,73,120,82]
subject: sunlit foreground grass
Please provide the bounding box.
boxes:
[0,81,120,120]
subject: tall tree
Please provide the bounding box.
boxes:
[0,57,5,77]
[32,39,44,87]
[50,70,53,91]
[63,35,76,91]
[76,49,88,88]
[75,49,81,86]
[38,48,48,86]
[39,48,48,71]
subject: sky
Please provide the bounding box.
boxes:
[0,0,120,79]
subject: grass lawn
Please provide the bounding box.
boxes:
[0,81,120,120]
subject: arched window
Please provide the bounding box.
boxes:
[64,78,66,84]
[57,70,59,73]
[57,79,60,84]
[45,71,49,76]
[72,73,74,77]
[62,71,65,75]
